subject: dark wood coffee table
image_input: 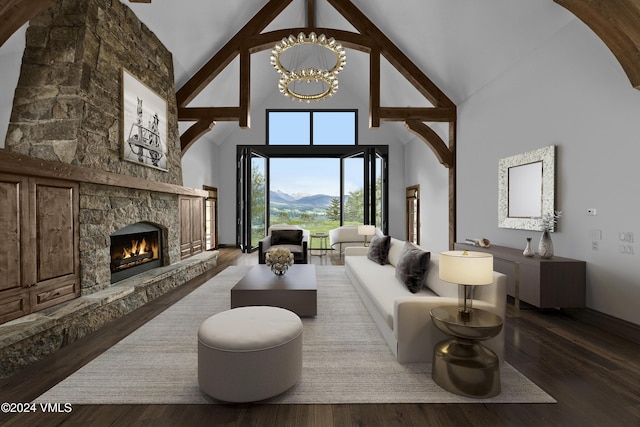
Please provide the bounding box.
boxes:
[231,264,317,316]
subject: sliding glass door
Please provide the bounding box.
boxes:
[238,145,387,252]
[237,148,267,252]
[342,153,364,225]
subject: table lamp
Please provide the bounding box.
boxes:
[357,225,376,246]
[439,250,493,321]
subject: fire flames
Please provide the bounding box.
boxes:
[111,235,160,273]
[121,237,159,260]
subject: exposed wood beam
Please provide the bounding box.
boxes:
[370,47,380,128]
[180,119,216,154]
[176,0,293,107]
[239,49,250,128]
[307,0,315,28]
[404,120,453,169]
[555,0,640,89]
[326,0,454,108]
[0,0,55,47]
[129,0,151,3]
[448,120,457,249]
[379,107,456,123]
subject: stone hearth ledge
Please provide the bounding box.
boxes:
[0,251,218,379]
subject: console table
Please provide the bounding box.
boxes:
[455,243,586,309]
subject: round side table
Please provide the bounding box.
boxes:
[430,306,503,398]
[309,233,329,256]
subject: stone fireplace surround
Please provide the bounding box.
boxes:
[0,0,218,377]
[0,151,219,379]
[80,183,180,294]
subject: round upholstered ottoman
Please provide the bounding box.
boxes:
[197,306,303,403]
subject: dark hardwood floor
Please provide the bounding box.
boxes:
[1,248,639,426]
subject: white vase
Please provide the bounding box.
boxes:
[538,231,554,259]
[523,237,534,257]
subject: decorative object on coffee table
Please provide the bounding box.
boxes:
[265,247,294,276]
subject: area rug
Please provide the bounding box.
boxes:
[36,266,555,404]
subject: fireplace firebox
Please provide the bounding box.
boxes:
[110,222,163,283]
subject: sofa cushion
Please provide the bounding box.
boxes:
[271,229,302,245]
[345,255,437,330]
[386,238,405,267]
[367,235,391,265]
[395,242,431,293]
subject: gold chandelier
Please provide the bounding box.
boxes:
[270,32,347,102]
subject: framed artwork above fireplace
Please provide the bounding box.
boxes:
[121,69,168,171]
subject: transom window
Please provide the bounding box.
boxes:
[268,110,357,145]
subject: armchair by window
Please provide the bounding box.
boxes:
[258,226,309,264]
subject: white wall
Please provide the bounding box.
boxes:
[181,136,219,189]
[457,19,640,325]
[403,133,450,252]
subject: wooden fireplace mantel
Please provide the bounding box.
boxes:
[0,150,208,197]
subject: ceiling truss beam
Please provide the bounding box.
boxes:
[555,0,640,89]
[0,0,55,47]
[404,120,453,169]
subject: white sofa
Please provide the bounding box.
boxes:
[344,238,507,364]
[329,225,383,255]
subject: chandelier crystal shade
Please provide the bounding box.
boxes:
[270,32,347,102]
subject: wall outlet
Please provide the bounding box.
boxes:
[619,244,635,255]
[619,232,635,242]
[587,208,597,216]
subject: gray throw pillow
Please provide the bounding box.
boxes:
[395,242,431,293]
[367,235,391,265]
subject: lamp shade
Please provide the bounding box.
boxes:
[439,251,493,285]
[357,225,376,236]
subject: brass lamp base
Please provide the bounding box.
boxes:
[432,338,501,398]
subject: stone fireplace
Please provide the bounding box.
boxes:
[0,0,218,377]
[3,0,187,295]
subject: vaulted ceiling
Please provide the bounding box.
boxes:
[122,0,640,153]
[2,0,640,152]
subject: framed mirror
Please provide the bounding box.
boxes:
[498,145,555,230]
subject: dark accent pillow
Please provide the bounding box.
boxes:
[395,242,431,293]
[367,235,391,265]
[271,229,303,245]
